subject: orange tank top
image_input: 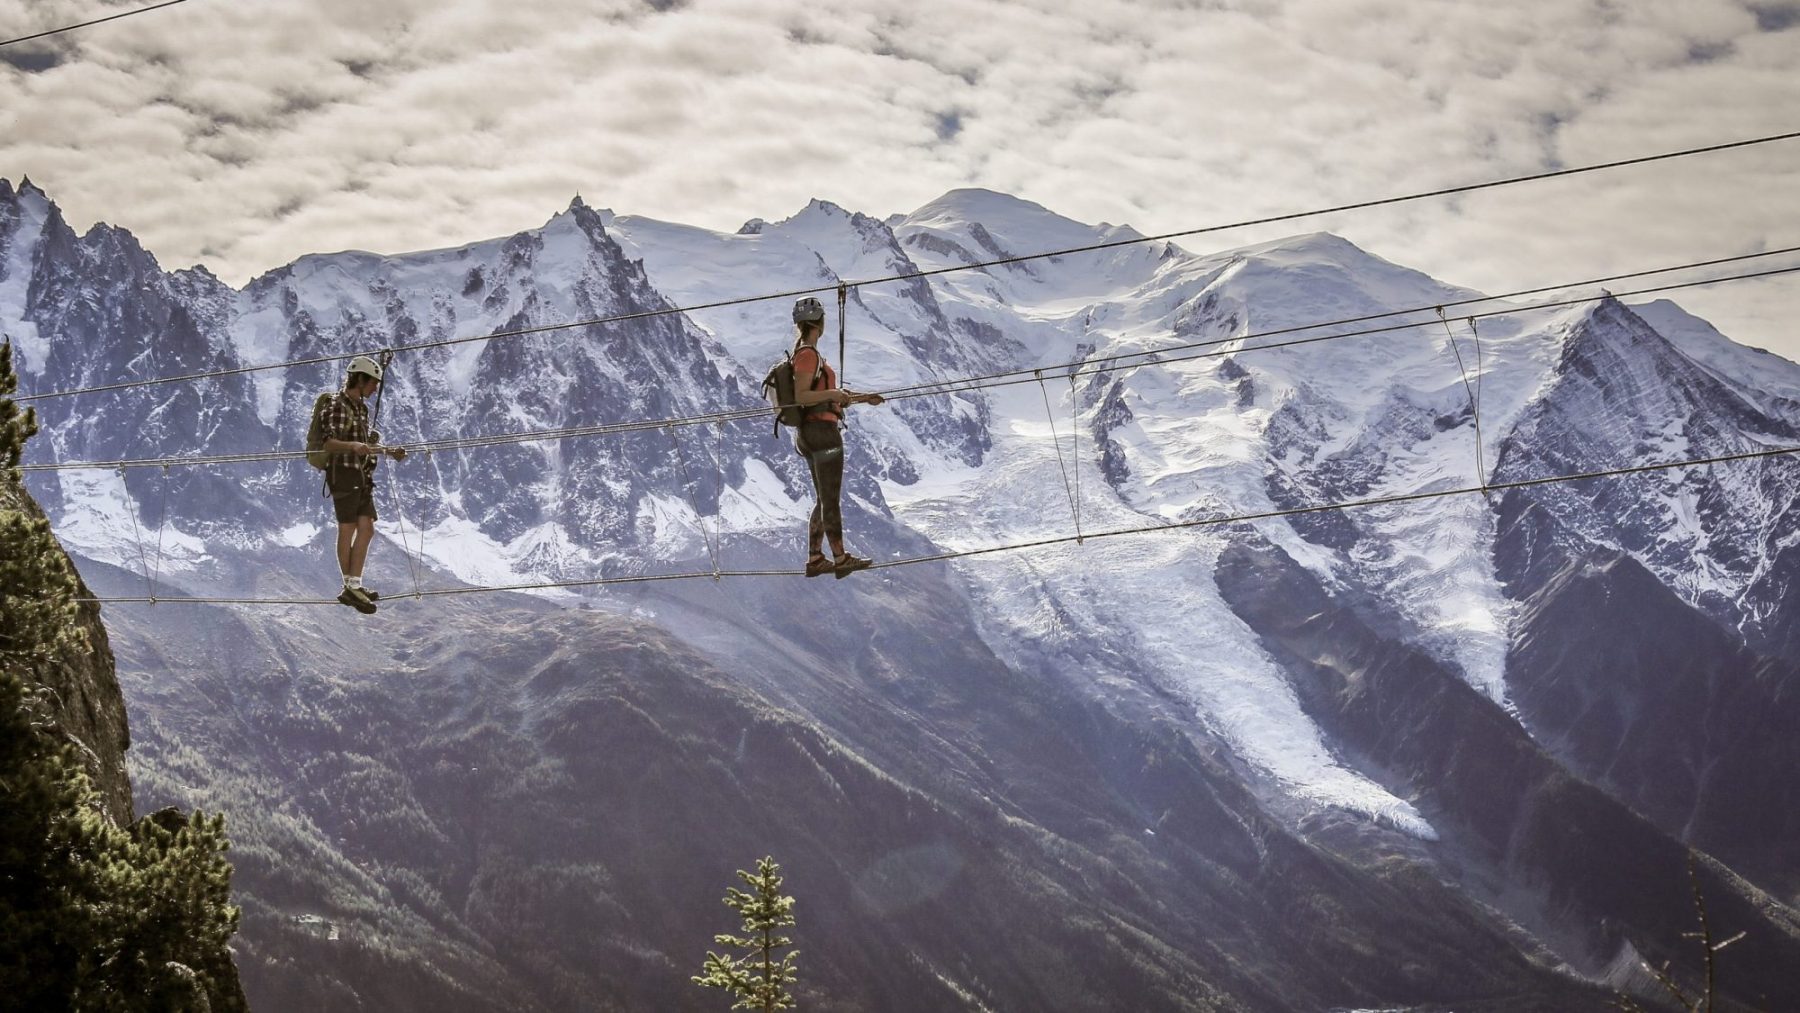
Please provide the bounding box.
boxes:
[792,346,839,423]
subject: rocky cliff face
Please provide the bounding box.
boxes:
[1492,300,1800,666]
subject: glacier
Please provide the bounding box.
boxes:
[7,178,1798,847]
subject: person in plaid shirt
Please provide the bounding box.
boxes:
[317,355,406,613]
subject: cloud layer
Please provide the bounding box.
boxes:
[3,0,1797,354]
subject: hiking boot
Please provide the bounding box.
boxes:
[833,552,872,579]
[337,587,378,614]
[805,555,834,578]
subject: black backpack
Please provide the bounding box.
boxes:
[761,347,823,433]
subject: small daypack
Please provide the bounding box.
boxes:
[761,347,824,433]
[304,391,338,470]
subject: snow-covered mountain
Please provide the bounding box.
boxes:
[5,175,1799,1010]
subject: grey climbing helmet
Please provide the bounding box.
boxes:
[792,297,825,325]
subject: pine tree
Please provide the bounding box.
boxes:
[694,856,800,1011]
[0,338,244,1010]
[0,339,32,473]
[0,340,83,665]
[1612,852,1748,1012]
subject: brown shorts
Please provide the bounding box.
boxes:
[330,482,378,524]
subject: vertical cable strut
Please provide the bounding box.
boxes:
[1468,316,1484,453]
[380,348,424,598]
[1037,370,1082,541]
[1436,307,1487,492]
[150,463,170,603]
[666,424,721,580]
[121,466,154,602]
[836,283,848,388]
[1069,371,1083,543]
[418,448,434,590]
[709,421,727,582]
[389,479,425,600]
[372,349,394,424]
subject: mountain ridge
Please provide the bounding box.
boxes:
[5,177,1798,1010]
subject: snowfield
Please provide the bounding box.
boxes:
[8,181,1796,843]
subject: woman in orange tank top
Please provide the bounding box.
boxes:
[789,296,885,578]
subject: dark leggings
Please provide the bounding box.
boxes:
[796,421,844,555]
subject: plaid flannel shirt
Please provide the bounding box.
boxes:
[320,392,379,490]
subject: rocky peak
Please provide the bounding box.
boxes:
[1631,297,1800,420]
[1551,297,1775,431]
[561,195,613,243]
[8,175,52,202]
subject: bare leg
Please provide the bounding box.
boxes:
[336,523,356,579]
[349,515,375,578]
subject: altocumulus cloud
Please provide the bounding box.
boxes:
[0,0,1796,353]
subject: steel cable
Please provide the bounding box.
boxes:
[17,131,1799,405]
[71,443,1800,605]
[22,257,1800,474]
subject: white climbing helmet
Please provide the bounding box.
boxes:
[347,355,383,382]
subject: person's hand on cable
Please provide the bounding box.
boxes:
[365,428,407,460]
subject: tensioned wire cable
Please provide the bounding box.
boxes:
[877,262,1800,405]
[21,254,1800,472]
[72,443,1800,605]
[871,250,1800,401]
[15,128,1800,404]
[0,0,194,47]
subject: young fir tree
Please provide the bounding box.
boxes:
[1612,851,1747,1013]
[0,339,82,664]
[694,856,800,1012]
[0,339,244,1010]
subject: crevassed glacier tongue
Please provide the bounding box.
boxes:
[884,380,1439,840]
